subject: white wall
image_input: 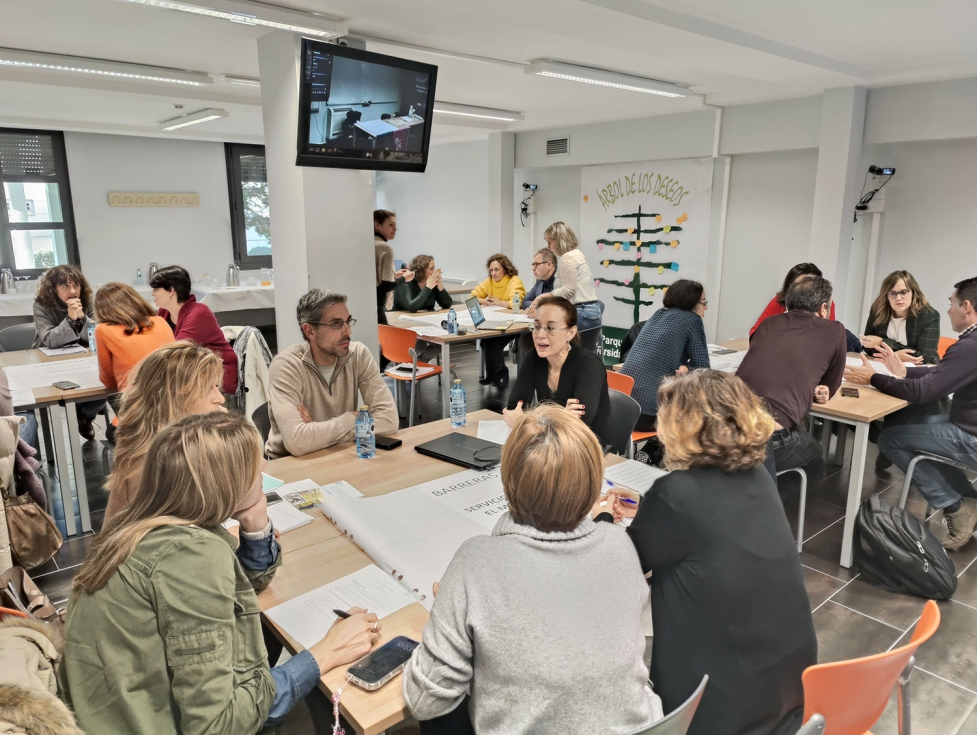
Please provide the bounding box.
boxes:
[64,132,237,287]
[377,139,490,282]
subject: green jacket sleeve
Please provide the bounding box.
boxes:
[435,287,454,309]
[397,281,438,313]
[156,534,276,735]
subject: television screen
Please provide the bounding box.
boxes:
[296,39,438,173]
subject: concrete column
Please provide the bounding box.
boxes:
[809,86,867,320]
[488,132,515,258]
[257,32,378,356]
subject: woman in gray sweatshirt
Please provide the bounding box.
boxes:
[403,405,659,735]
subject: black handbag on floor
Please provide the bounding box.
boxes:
[854,494,956,599]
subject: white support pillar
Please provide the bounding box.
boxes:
[257,32,378,357]
[809,86,867,319]
[488,132,515,258]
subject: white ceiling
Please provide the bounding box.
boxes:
[2,0,977,145]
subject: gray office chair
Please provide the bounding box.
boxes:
[606,389,642,456]
[898,451,976,514]
[777,467,808,553]
[578,326,603,355]
[625,676,708,735]
[0,323,37,351]
[252,402,271,457]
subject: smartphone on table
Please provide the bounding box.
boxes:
[52,380,80,390]
[347,635,419,691]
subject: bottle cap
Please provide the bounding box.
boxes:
[359,404,369,411]
[453,379,462,384]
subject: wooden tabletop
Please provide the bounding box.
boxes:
[260,410,624,735]
[387,308,531,345]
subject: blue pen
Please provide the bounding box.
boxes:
[605,479,638,504]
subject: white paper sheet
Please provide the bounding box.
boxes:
[321,480,363,499]
[267,500,313,533]
[265,565,417,650]
[387,363,436,377]
[4,357,103,391]
[709,350,747,374]
[476,420,511,446]
[39,345,87,356]
[845,355,918,378]
[278,478,324,511]
[10,389,34,408]
[408,468,508,531]
[410,326,449,337]
[604,460,669,494]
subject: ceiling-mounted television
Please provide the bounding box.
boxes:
[296,38,438,173]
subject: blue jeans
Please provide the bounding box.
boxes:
[878,415,977,509]
[576,301,604,331]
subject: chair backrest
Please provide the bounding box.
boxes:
[801,600,940,735]
[606,389,642,456]
[578,326,603,354]
[606,370,635,396]
[377,324,418,365]
[626,676,708,735]
[0,323,38,352]
[344,110,362,126]
[938,336,957,359]
[381,113,392,120]
[252,402,271,450]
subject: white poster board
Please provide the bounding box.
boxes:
[580,158,714,330]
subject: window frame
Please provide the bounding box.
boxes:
[225,143,273,269]
[0,128,80,278]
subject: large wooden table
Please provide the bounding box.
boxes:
[0,348,109,535]
[260,409,624,734]
[387,308,531,419]
[719,338,908,568]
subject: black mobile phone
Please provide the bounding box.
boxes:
[841,387,860,398]
[52,380,80,390]
[347,636,419,690]
[375,435,403,450]
[264,492,283,505]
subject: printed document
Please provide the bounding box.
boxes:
[604,460,669,494]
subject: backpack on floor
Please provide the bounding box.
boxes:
[854,493,957,600]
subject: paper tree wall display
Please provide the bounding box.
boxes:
[593,205,685,323]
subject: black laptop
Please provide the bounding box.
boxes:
[415,433,503,470]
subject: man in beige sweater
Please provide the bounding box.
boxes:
[265,289,399,459]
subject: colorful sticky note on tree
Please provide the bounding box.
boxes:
[671,262,680,271]
[594,279,600,287]
[627,227,634,234]
[603,260,610,267]
[670,240,679,248]
[624,278,630,286]
[635,240,642,247]
[663,226,671,233]
[597,243,604,250]
[634,265,640,273]
[614,243,621,250]
[648,287,656,295]
[657,266,664,274]
[622,242,630,251]
[676,213,688,224]
[583,195,589,202]
[655,215,662,222]
[636,252,642,259]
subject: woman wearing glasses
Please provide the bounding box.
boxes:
[620,280,711,435]
[503,295,611,447]
[151,265,238,394]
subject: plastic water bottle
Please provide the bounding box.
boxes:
[135,268,143,286]
[446,307,458,336]
[355,405,376,459]
[450,380,467,427]
[512,292,522,313]
[87,322,97,355]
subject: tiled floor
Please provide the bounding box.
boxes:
[29,342,977,734]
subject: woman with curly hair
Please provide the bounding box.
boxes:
[597,370,816,735]
[32,265,104,439]
[470,254,526,387]
[394,254,453,313]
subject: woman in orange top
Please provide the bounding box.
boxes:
[93,283,175,393]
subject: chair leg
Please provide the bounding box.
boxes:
[39,408,55,465]
[796,714,826,735]
[408,377,417,428]
[897,656,915,735]
[796,469,808,553]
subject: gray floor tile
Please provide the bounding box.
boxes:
[830,577,930,630]
[785,497,846,541]
[813,601,905,664]
[955,700,977,735]
[33,566,77,606]
[813,466,898,509]
[950,561,977,609]
[803,566,847,609]
[874,668,977,735]
[911,600,977,691]
[801,544,860,583]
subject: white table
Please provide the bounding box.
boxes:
[353,115,424,149]
[191,284,275,312]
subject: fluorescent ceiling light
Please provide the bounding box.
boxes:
[115,0,346,37]
[0,47,211,86]
[526,59,689,98]
[217,73,261,87]
[159,108,229,130]
[433,102,523,122]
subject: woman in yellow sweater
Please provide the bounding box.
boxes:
[470,254,526,388]
[94,283,175,393]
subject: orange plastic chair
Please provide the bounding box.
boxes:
[796,600,941,735]
[937,336,957,359]
[0,607,29,621]
[378,325,443,427]
[606,370,657,452]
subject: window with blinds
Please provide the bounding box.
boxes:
[225,143,272,268]
[0,129,79,276]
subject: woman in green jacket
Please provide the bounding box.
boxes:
[394,254,454,313]
[59,412,381,734]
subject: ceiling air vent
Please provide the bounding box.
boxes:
[546,136,570,156]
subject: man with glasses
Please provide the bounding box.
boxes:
[737,276,847,487]
[265,289,398,459]
[524,248,558,312]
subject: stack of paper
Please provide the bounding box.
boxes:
[387,363,437,377]
[4,357,103,392]
[267,500,313,533]
[39,345,87,357]
[709,350,747,374]
[476,420,510,445]
[604,460,668,494]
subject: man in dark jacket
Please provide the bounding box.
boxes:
[844,276,977,549]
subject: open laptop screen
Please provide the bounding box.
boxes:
[465,296,485,327]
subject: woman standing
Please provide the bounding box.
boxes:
[750,262,836,336]
[394,255,453,312]
[600,370,817,735]
[93,282,174,393]
[471,254,526,387]
[374,209,412,325]
[150,266,238,394]
[621,280,710,432]
[504,295,611,448]
[404,405,658,735]
[60,412,381,734]
[544,222,603,331]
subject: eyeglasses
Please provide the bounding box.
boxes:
[530,325,570,335]
[888,290,912,299]
[309,318,356,330]
[699,299,708,307]
[530,261,546,269]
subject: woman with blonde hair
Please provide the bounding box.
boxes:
[541,221,603,331]
[60,412,381,733]
[404,404,658,735]
[93,282,174,393]
[598,370,816,735]
[103,341,227,521]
